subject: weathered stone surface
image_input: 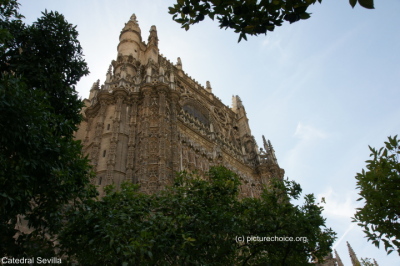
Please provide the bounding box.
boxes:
[75,14,284,197]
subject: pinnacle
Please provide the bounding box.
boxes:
[129,14,138,24]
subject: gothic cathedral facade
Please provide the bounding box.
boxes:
[75,14,284,197]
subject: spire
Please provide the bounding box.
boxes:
[347,242,361,266]
[148,25,158,47]
[130,14,137,22]
[268,139,273,150]
[262,135,268,149]
[262,136,278,165]
[334,249,344,266]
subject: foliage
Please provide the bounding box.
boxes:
[360,257,377,266]
[350,0,375,9]
[0,0,22,43]
[353,135,400,255]
[168,0,374,42]
[238,178,335,265]
[0,0,96,257]
[60,166,336,265]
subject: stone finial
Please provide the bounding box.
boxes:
[177,57,182,70]
[206,81,212,93]
[130,14,138,24]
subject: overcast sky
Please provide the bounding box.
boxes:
[19,0,400,264]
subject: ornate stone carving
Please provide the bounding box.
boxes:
[76,14,284,198]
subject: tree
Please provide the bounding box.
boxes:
[237,178,336,265]
[360,257,378,266]
[60,166,336,265]
[0,0,96,257]
[353,135,400,255]
[168,0,375,42]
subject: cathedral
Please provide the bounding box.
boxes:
[73,15,382,265]
[75,14,284,197]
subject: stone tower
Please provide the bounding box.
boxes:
[75,14,284,196]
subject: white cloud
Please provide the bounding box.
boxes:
[317,187,359,219]
[294,122,328,141]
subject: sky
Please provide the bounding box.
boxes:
[18,0,400,264]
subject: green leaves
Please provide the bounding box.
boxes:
[353,135,400,255]
[357,0,375,9]
[169,0,375,42]
[60,167,336,264]
[350,0,358,8]
[0,2,94,257]
[168,0,323,42]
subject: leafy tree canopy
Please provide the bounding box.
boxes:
[360,257,379,266]
[60,166,336,265]
[0,0,96,257]
[353,135,400,255]
[169,0,375,42]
